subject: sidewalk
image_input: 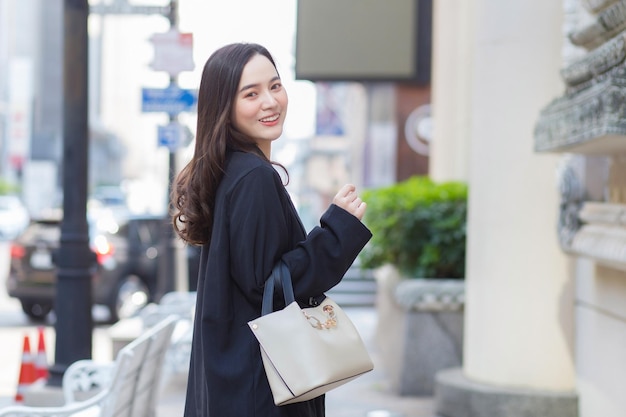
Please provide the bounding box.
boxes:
[156,307,436,417]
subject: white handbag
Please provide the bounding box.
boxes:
[248,261,374,405]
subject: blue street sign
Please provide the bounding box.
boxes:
[158,123,183,151]
[142,86,197,114]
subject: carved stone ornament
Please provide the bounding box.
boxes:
[582,0,620,13]
[534,29,626,156]
[570,202,626,270]
[556,158,585,249]
[536,29,626,154]
[534,68,626,153]
[560,32,626,87]
[569,0,626,50]
[537,0,626,267]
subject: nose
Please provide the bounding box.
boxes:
[260,91,278,109]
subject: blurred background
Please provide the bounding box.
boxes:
[2,1,626,417]
[0,0,431,226]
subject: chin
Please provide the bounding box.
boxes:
[267,127,284,140]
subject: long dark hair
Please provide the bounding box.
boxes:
[171,43,283,245]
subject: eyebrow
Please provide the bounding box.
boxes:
[239,76,281,93]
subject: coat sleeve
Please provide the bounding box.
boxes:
[282,203,372,301]
[228,164,372,307]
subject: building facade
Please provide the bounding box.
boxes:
[431,0,626,416]
[0,0,125,216]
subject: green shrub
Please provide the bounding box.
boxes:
[0,178,19,195]
[360,176,468,279]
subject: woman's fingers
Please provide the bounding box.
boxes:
[333,184,367,220]
[353,201,367,220]
[336,184,356,199]
[333,184,354,206]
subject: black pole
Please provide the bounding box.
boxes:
[49,0,95,386]
[157,0,178,299]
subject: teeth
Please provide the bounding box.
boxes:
[260,114,279,122]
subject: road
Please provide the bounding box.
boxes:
[0,242,113,399]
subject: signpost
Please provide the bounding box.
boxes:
[90,0,169,15]
[150,29,195,76]
[95,0,197,301]
[91,1,195,302]
[138,1,195,298]
[158,122,187,151]
[141,86,197,114]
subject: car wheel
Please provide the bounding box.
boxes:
[21,301,52,321]
[110,275,150,321]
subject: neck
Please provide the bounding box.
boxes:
[258,143,271,160]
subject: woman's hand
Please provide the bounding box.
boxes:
[333,184,367,221]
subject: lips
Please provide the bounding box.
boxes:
[259,114,280,123]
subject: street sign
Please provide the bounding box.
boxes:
[90,0,170,15]
[158,122,184,151]
[90,4,170,15]
[150,29,195,76]
[141,86,197,114]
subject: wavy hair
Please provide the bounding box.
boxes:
[171,43,285,245]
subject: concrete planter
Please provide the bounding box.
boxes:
[374,264,465,396]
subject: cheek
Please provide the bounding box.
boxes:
[280,92,289,109]
[233,102,254,128]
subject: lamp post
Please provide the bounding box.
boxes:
[49,0,95,386]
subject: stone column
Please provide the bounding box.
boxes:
[432,1,579,415]
[429,0,473,182]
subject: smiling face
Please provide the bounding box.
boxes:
[232,54,288,158]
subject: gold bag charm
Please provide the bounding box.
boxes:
[304,304,337,329]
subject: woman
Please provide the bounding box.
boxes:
[171,43,372,417]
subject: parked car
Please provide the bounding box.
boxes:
[5,213,166,322]
[0,195,30,241]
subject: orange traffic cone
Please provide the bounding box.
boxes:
[15,335,36,403]
[34,327,49,382]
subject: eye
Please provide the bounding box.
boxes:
[271,82,282,91]
[245,91,257,98]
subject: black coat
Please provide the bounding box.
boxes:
[183,151,372,417]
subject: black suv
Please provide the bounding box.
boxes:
[6,213,166,322]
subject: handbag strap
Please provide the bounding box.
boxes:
[261,261,295,316]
